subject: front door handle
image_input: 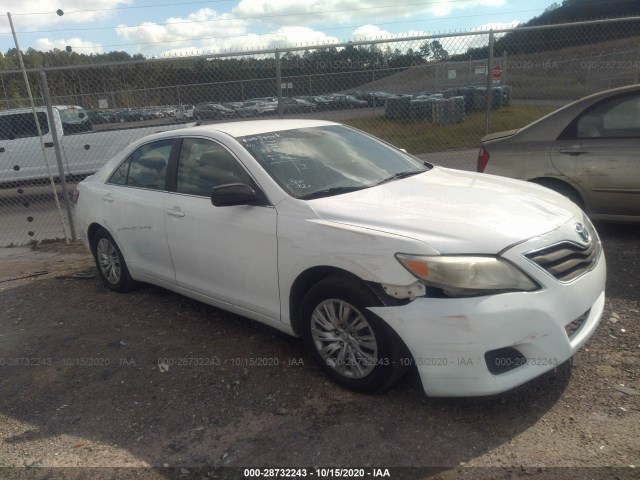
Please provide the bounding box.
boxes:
[44,142,54,148]
[102,193,114,203]
[166,208,185,218]
[559,149,587,156]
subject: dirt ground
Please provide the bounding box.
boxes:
[0,222,638,480]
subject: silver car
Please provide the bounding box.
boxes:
[478,84,640,223]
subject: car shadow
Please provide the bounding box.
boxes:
[0,275,574,476]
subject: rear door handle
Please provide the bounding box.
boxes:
[559,149,587,156]
[166,208,185,218]
[44,142,54,148]
[102,193,114,203]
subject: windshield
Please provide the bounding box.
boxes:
[58,107,92,135]
[237,125,429,199]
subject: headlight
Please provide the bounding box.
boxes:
[395,254,539,297]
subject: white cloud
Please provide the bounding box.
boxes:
[465,20,521,48]
[158,26,340,57]
[114,8,341,56]
[0,0,131,30]
[116,8,250,51]
[33,37,104,54]
[233,0,507,26]
[351,25,429,41]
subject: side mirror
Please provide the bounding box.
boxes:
[211,183,258,207]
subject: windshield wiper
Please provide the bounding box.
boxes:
[376,170,425,186]
[299,186,370,200]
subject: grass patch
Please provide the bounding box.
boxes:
[343,104,556,154]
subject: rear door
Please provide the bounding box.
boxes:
[102,138,177,284]
[551,91,640,216]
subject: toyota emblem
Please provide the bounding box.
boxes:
[575,222,591,243]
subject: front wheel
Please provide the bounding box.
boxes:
[301,275,409,393]
[91,228,137,292]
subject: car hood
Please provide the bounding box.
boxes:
[307,167,578,254]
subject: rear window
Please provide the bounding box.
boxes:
[58,107,93,135]
[0,112,49,139]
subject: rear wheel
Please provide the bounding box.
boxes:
[91,228,137,292]
[301,275,409,393]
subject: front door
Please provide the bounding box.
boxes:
[164,137,280,321]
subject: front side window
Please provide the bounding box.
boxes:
[571,93,640,139]
[108,139,173,190]
[236,125,428,199]
[0,112,49,140]
[176,138,255,197]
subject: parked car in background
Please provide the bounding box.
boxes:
[478,84,640,223]
[182,105,194,119]
[221,102,243,111]
[326,94,368,109]
[305,95,338,111]
[0,106,194,184]
[86,110,111,124]
[113,109,158,122]
[193,103,237,121]
[74,119,605,397]
[236,100,278,117]
[281,97,316,113]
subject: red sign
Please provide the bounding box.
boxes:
[491,65,503,79]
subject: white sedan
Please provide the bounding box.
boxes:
[73,120,606,397]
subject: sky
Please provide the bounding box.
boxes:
[0,0,556,58]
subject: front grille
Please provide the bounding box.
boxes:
[525,241,600,282]
[565,310,590,339]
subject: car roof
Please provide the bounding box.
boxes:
[165,119,337,138]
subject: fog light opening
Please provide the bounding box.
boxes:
[485,347,526,375]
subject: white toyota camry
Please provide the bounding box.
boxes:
[73,119,606,397]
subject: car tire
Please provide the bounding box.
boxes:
[301,275,409,393]
[91,228,137,293]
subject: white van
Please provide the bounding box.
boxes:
[0,105,193,184]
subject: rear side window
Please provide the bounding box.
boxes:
[562,92,640,139]
[108,139,173,190]
[0,112,49,140]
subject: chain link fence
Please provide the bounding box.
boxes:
[1,16,639,247]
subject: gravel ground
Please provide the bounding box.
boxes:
[0,222,638,480]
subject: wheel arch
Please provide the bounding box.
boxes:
[288,266,403,337]
[87,222,106,250]
[529,177,587,211]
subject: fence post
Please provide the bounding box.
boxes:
[0,74,9,109]
[502,50,507,86]
[484,30,495,136]
[39,70,76,241]
[275,50,283,118]
[8,12,70,244]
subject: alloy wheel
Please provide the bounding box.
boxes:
[310,299,378,379]
[96,237,121,285]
